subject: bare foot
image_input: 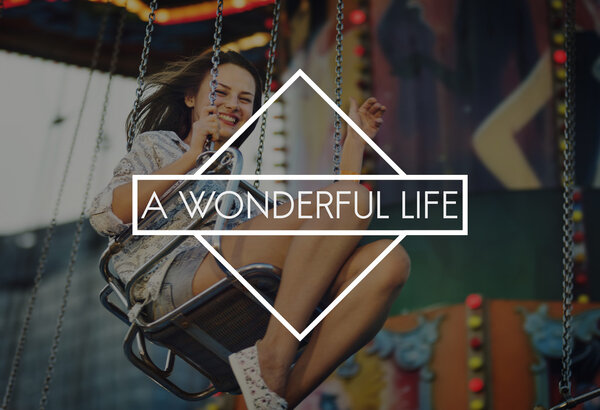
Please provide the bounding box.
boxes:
[256,339,290,397]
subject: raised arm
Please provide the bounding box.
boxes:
[340,97,386,176]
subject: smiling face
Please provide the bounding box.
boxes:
[185,63,257,142]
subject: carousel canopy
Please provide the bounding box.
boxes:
[0,0,278,77]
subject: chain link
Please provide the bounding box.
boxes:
[332,0,344,175]
[559,0,576,400]
[204,0,224,152]
[0,6,111,410]
[126,0,158,152]
[38,5,127,409]
[254,0,281,188]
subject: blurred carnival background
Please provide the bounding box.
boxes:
[0,0,599,409]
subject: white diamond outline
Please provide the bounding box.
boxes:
[193,232,405,341]
[131,69,469,340]
[194,69,407,177]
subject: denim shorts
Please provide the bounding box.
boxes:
[150,246,209,320]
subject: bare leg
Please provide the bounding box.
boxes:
[243,183,373,395]
[281,239,410,407]
[255,231,367,395]
[191,182,407,401]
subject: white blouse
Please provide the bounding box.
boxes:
[87,130,258,320]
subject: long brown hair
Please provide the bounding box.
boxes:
[126,50,263,148]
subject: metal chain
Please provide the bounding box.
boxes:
[254,0,281,188]
[0,6,111,410]
[204,0,224,152]
[126,0,158,152]
[332,0,344,174]
[38,5,127,409]
[559,0,576,400]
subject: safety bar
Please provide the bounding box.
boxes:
[209,148,243,255]
[99,284,129,325]
[124,324,217,401]
[549,387,600,410]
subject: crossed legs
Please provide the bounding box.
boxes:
[191,182,410,407]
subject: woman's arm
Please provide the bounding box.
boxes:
[340,98,386,177]
[340,129,366,175]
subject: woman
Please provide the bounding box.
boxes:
[88,50,410,409]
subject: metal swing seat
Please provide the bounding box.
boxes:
[99,148,322,400]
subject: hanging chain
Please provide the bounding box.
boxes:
[332,0,344,174]
[254,0,281,188]
[38,5,127,409]
[0,6,110,410]
[204,0,224,152]
[559,0,576,400]
[126,0,158,152]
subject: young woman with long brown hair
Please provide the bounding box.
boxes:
[88,50,410,409]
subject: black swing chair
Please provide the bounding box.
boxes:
[97,0,346,400]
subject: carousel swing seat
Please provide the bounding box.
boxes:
[99,147,322,400]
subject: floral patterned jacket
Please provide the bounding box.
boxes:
[87,130,258,319]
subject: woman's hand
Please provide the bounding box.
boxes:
[340,97,386,174]
[348,97,386,142]
[189,105,220,155]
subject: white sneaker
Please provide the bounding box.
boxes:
[228,341,288,410]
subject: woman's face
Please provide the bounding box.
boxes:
[186,63,257,141]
